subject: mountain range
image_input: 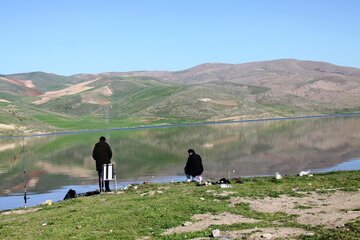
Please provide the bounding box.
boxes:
[1,59,359,134]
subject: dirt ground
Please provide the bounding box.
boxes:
[33,78,100,104]
[0,123,16,130]
[163,212,259,235]
[81,85,113,105]
[1,208,39,216]
[163,189,360,239]
[0,99,10,103]
[230,190,360,228]
[197,97,238,107]
[191,227,312,240]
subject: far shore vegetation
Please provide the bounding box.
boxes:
[2,112,360,137]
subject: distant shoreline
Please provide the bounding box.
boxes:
[2,112,360,139]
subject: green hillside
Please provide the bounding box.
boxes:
[1,59,360,135]
[7,72,84,92]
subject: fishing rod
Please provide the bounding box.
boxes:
[22,132,29,208]
[105,104,110,141]
[105,72,111,141]
[23,172,29,208]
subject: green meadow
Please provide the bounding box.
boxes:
[2,171,360,239]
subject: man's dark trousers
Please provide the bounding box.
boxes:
[97,170,110,191]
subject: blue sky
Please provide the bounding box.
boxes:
[1,0,359,75]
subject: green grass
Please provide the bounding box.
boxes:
[294,204,313,210]
[2,171,360,239]
[34,114,110,129]
[334,107,360,114]
[32,113,192,131]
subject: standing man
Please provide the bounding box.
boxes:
[92,136,112,192]
[184,149,204,182]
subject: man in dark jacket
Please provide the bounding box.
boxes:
[184,149,204,182]
[92,136,112,192]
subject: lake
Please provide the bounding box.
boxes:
[1,115,360,210]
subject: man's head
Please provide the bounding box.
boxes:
[188,149,195,155]
[99,136,106,142]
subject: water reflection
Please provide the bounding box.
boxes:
[0,117,360,199]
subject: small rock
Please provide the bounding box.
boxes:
[200,197,205,201]
[308,183,312,186]
[261,233,272,239]
[234,177,244,184]
[211,229,221,238]
[41,200,53,206]
[109,229,113,232]
[76,225,81,229]
[182,221,192,227]
[298,170,310,177]
[336,224,345,228]
[275,172,282,180]
[134,186,138,190]
[42,223,47,226]
[220,184,233,188]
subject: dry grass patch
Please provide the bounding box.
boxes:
[163,212,259,235]
[81,85,113,105]
[140,190,164,197]
[33,78,100,104]
[1,208,40,215]
[0,99,10,103]
[0,123,16,130]
[231,190,360,228]
[192,227,312,240]
[206,190,237,197]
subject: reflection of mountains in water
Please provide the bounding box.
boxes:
[155,117,360,177]
[200,117,360,177]
[1,116,360,195]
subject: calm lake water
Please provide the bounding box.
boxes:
[1,116,360,210]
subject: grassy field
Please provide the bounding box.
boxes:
[32,114,196,131]
[2,171,360,239]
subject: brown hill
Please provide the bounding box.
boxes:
[0,76,41,96]
[97,59,360,110]
[93,59,360,84]
[1,59,359,132]
[81,59,360,108]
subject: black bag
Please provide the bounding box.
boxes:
[219,178,231,184]
[63,189,77,200]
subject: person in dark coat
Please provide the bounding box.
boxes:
[184,149,204,182]
[92,136,112,192]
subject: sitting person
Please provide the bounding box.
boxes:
[184,149,204,182]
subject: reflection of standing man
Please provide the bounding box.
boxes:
[92,136,112,192]
[184,149,204,182]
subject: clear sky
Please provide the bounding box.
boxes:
[1,0,359,75]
